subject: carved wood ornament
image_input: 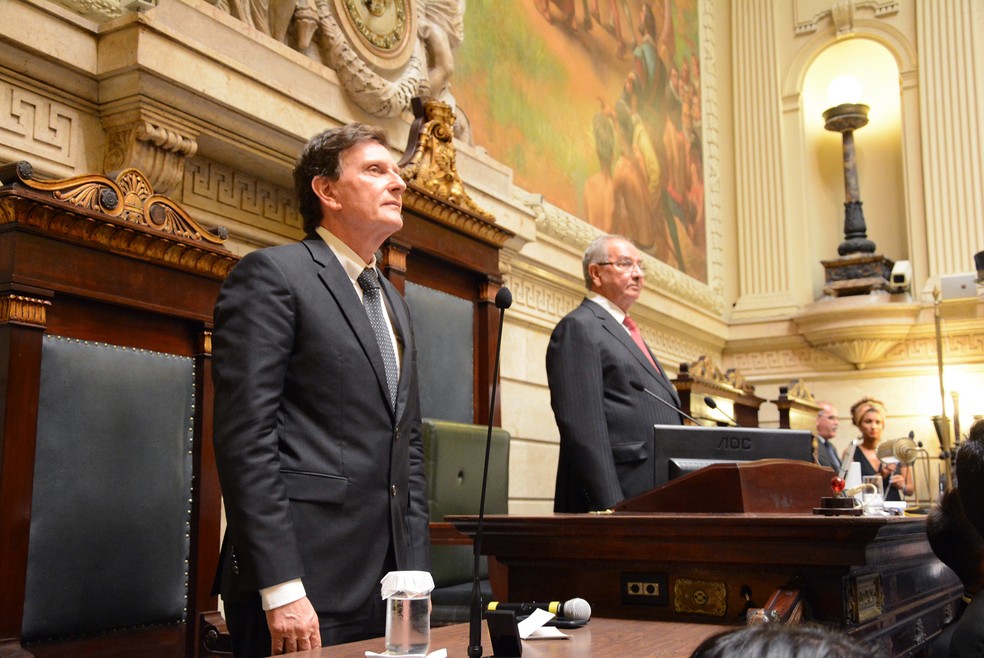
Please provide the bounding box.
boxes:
[0,161,235,280]
[399,98,512,248]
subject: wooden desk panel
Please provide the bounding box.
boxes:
[292,617,735,658]
[449,513,961,656]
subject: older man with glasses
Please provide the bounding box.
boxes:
[547,234,683,513]
[815,402,842,471]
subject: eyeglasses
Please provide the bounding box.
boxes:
[597,258,646,274]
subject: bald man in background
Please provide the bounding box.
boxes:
[814,402,841,471]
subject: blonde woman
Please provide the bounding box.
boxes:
[850,398,913,501]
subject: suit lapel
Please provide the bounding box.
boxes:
[586,300,680,404]
[304,238,395,417]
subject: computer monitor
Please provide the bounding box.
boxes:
[652,424,814,486]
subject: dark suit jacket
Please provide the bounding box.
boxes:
[547,298,683,513]
[815,436,841,471]
[930,595,969,658]
[949,594,984,657]
[211,237,430,616]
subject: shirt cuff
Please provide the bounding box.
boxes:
[260,579,306,611]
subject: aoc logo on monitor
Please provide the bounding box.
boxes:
[717,436,753,450]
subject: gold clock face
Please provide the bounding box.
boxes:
[335,0,416,70]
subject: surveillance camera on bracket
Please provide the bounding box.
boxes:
[887,260,912,293]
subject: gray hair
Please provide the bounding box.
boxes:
[582,235,632,290]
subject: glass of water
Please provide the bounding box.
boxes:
[385,593,430,655]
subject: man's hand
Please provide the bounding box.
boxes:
[265,596,321,655]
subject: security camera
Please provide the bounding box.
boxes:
[888,260,912,293]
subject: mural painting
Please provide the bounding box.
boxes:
[453,0,706,281]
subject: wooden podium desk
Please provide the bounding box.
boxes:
[448,513,961,656]
[292,617,734,658]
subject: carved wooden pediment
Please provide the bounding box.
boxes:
[399,98,513,248]
[0,161,235,279]
[783,379,817,404]
[679,355,755,396]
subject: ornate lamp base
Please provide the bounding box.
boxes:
[821,253,894,297]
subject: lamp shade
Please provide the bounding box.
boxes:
[876,438,918,465]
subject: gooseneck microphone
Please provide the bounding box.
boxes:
[629,380,703,425]
[704,395,740,426]
[837,438,861,482]
[487,598,592,621]
[468,286,512,658]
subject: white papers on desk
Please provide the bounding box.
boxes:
[364,649,447,657]
[517,608,571,641]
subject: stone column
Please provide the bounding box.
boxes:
[731,0,798,318]
[916,0,984,276]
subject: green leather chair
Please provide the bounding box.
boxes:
[422,419,510,625]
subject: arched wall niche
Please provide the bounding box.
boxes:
[780,21,922,301]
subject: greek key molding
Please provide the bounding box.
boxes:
[0,81,77,167]
[0,294,51,328]
[182,158,302,236]
[727,345,845,376]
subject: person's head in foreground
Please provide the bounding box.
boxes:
[689,623,869,658]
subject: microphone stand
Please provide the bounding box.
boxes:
[469,286,511,658]
[630,380,703,425]
[932,286,955,491]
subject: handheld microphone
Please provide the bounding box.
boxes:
[629,380,702,425]
[487,598,592,621]
[703,395,740,426]
[468,285,511,658]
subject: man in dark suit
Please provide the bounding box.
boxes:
[547,235,682,513]
[925,487,984,658]
[951,418,984,657]
[212,124,430,657]
[815,401,842,471]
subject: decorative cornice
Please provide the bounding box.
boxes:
[400,99,513,247]
[528,199,725,314]
[0,294,51,328]
[793,294,920,369]
[793,0,899,35]
[0,161,235,279]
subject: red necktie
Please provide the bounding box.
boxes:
[623,315,658,370]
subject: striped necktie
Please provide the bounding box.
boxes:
[357,268,399,408]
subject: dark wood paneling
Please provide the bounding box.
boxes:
[449,513,961,657]
[0,166,231,657]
